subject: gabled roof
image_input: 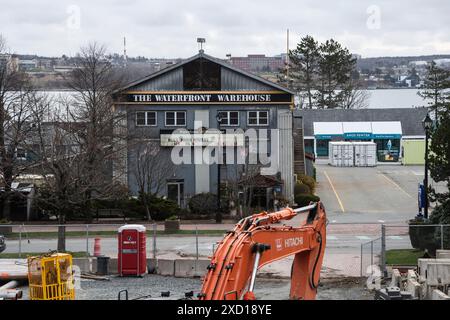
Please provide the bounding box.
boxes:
[114,51,295,94]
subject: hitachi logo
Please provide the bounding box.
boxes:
[285,237,303,248]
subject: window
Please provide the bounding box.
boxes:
[136,111,157,126]
[247,111,269,126]
[183,58,221,90]
[218,111,239,126]
[165,111,186,126]
[15,148,27,160]
[167,181,184,206]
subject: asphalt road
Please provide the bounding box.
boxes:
[3,232,412,257]
[315,164,440,223]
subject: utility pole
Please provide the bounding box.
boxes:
[286,29,290,80]
[123,36,127,67]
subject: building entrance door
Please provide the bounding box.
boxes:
[167,181,184,206]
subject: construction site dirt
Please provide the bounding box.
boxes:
[16,275,373,300]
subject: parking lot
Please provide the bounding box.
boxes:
[315,164,437,223]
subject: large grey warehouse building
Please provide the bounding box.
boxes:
[112,51,297,210]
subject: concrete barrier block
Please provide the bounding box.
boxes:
[406,278,421,299]
[390,269,401,287]
[436,250,450,259]
[156,259,175,276]
[73,257,96,273]
[174,259,210,278]
[418,259,450,282]
[426,262,450,286]
[431,289,450,300]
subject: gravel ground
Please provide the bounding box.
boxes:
[18,275,373,300]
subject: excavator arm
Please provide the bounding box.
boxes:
[198,202,327,300]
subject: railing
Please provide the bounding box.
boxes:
[1,222,449,281]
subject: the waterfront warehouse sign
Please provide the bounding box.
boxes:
[125,92,292,104]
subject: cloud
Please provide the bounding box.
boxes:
[0,0,449,58]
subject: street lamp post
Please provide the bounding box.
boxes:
[215,113,223,223]
[422,113,433,219]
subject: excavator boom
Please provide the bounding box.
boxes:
[198,202,327,300]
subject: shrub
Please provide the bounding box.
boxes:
[430,198,450,250]
[294,194,320,207]
[188,193,218,216]
[294,183,311,196]
[144,195,180,221]
[98,195,180,221]
[297,174,316,194]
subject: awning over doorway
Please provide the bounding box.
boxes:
[313,122,343,140]
[371,121,402,139]
[313,121,402,140]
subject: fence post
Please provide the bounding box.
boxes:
[195,226,199,273]
[381,224,387,278]
[152,223,157,259]
[371,240,374,267]
[86,224,89,257]
[19,224,23,259]
[441,225,444,250]
[360,243,363,277]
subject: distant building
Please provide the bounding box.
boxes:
[230,54,285,73]
[18,59,37,71]
[0,53,19,72]
[296,108,428,163]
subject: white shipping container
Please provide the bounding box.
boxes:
[329,142,354,167]
[352,142,377,167]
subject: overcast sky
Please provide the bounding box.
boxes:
[1,0,449,59]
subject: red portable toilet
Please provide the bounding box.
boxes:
[118,224,147,276]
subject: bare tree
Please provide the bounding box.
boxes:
[0,35,41,220]
[131,139,176,221]
[30,43,129,251]
[224,163,261,219]
[340,79,371,109]
[65,43,128,220]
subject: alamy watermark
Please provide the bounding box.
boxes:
[366,5,381,30]
[169,123,280,175]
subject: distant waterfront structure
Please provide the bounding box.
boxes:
[229,54,285,73]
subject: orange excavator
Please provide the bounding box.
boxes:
[198,202,327,300]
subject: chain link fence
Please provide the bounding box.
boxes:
[0,223,217,262]
[360,237,382,277]
[2,222,449,280]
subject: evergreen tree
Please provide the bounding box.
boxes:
[315,39,356,109]
[428,106,450,226]
[419,61,450,120]
[289,35,319,108]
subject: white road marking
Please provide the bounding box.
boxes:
[327,236,338,240]
[387,236,403,240]
[356,236,371,240]
[378,220,385,223]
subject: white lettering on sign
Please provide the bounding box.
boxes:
[123,241,136,245]
[133,94,152,102]
[131,94,274,103]
[284,237,303,248]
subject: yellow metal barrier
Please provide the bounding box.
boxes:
[27,253,75,300]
